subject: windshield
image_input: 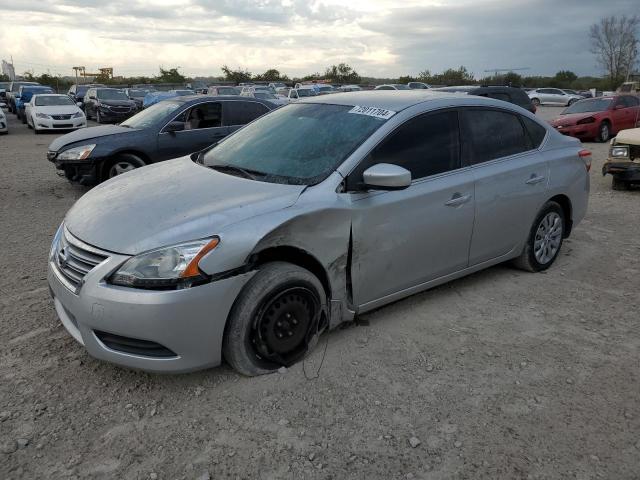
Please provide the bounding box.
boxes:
[121,100,181,129]
[297,89,315,97]
[563,98,612,114]
[35,95,74,106]
[202,103,387,185]
[97,89,128,101]
[393,84,411,90]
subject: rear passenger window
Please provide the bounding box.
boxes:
[371,111,460,179]
[521,116,547,148]
[463,109,531,164]
[224,101,269,126]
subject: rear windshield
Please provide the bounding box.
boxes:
[97,89,128,100]
[202,103,387,185]
[564,98,612,114]
[217,87,237,95]
[35,95,75,106]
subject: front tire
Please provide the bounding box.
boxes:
[223,262,326,376]
[612,176,629,191]
[513,201,565,272]
[103,154,146,180]
[597,121,610,142]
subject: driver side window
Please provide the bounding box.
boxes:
[347,110,461,190]
[182,102,222,130]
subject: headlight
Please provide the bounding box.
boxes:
[610,146,629,158]
[49,223,64,260]
[72,112,83,118]
[36,113,51,119]
[576,117,596,125]
[109,237,220,289]
[57,144,96,160]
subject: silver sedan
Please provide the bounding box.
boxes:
[48,91,590,375]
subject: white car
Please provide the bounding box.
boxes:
[240,87,289,106]
[25,94,86,134]
[0,107,7,134]
[375,84,411,90]
[288,87,317,102]
[527,88,583,107]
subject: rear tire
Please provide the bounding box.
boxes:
[513,201,565,272]
[611,176,629,191]
[597,121,610,142]
[223,262,326,376]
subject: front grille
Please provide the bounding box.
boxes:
[51,114,72,120]
[108,106,131,113]
[54,229,109,292]
[94,331,178,358]
[53,124,73,128]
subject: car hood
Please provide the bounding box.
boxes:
[48,125,134,151]
[552,112,601,127]
[64,156,306,255]
[614,127,640,145]
[98,99,136,107]
[35,105,81,115]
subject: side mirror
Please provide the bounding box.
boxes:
[362,163,411,190]
[76,102,83,107]
[164,121,185,133]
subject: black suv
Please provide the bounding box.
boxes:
[83,87,138,123]
[67,83,105,108]
[47,96,275,185]
[434,86,537,114]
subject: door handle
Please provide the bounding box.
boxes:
[445,193,471,207]
[526,175,546,185]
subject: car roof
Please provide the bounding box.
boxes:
[301,90,507,112]
[172,95,275,107]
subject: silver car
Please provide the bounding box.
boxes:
[528,88,583,107]
[48,91,590,375]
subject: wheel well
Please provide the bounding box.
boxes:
[549,194,573,237]
[249,246,331,299]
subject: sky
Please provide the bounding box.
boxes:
[0,0,636,80]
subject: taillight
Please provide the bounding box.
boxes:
[579,149,592,172]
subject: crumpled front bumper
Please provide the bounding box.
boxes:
[602,160,640,181]
[48,250,255,373]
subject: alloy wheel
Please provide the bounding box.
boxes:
[108,162,136,178]
[533,212,563,265]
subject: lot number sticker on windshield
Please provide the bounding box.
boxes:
[348,105,396,120]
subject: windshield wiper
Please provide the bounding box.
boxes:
[210,164,264,180]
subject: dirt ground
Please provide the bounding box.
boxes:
[1,106,639,480]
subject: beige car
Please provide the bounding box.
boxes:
[603,127,640,189]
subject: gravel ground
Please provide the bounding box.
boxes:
[1,106,639,480]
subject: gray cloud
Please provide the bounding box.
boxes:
[0,0,637,78]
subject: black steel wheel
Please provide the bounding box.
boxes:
[223,262,326,376]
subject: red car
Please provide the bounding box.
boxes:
[550,95,640,142]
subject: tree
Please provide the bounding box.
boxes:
[157,67,185,83]
[554,70,578,84]
[397,75,416,84]
[221,65,252,84]
[590,15,639,89]
[0,73,9,82]
[323,63,360,84]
